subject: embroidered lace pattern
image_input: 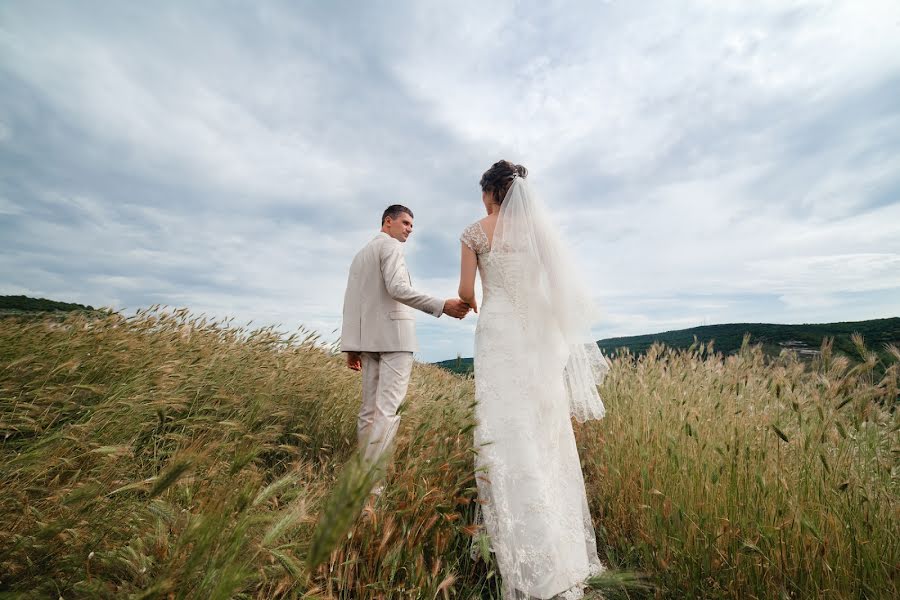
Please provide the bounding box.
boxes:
[460,221,491,255]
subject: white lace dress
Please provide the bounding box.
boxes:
[461,221,603,600]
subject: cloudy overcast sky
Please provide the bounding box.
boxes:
[2,0,899,361]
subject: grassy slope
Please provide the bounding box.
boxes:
[435,317,900,375]
[0,310,485,598]
[1,309,898,598]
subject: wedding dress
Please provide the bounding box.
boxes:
[460,176,609,599]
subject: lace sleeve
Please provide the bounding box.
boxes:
[460,222,489,255]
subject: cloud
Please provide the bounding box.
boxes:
[1,1,899,362]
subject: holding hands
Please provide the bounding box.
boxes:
[443,298,474,319]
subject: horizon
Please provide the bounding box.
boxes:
[4,293,897,359]
[2,2,899,362]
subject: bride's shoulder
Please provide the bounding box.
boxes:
[460,220,490,254]
[461,219,483,233]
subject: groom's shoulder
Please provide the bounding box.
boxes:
[358,233,400,258]
[372,234,401,252]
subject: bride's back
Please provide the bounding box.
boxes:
[461,216,536,319]
[478,214,497,246]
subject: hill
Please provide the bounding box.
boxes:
[0,294,96,314]
[435,317,900,374]
[596,317,900,357]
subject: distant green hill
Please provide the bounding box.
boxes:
[435,355,475,376]
[596,318,900,358]
[434,317,900,375]
[0,295,96,314]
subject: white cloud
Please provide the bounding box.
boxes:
[391,0,900,176]
[0,195,22,215]
[1,1,899,362]
[0,6,371,204]
[747,253,900,294]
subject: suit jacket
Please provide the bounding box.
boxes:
[341,232,444,353]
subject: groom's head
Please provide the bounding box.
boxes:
[381,205,414,243]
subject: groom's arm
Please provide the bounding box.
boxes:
[379,239,445,317]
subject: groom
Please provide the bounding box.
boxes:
[341,204,470,464]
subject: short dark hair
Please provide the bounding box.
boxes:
[382,204,414,225]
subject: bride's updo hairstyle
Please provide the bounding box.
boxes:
[480,160,528,205]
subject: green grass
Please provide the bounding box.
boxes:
[1,309,897,598]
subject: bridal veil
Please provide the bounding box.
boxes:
[492,175,608,422]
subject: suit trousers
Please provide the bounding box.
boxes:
[358,351,414,463]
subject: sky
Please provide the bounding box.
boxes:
[1,0,899,362]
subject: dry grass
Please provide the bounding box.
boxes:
[577,337,899,598]
[1,310,897,598]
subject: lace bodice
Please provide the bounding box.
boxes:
[460,221,490,255]
[460,221,517,313]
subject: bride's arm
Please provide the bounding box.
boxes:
[458,243,478,313]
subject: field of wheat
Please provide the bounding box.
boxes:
[1,308,897,599]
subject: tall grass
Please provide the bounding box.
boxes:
[0,308,480,598]
[578,337,899,598]
[1,310,897,598]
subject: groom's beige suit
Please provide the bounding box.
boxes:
[341,232,444,462]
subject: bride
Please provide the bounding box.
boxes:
[458,160,610,599]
